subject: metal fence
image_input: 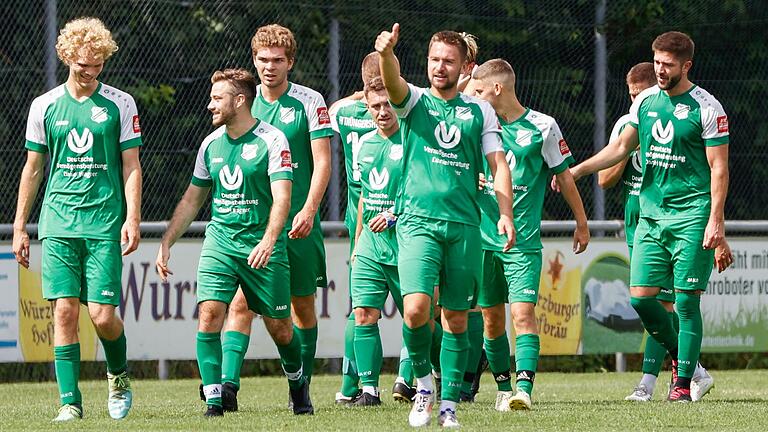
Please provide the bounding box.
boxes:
[1,0,766,228]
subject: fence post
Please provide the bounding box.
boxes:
[593,0,607,226]
[327,17,342,222]
[158,358,169,380]
[44,0,58,91]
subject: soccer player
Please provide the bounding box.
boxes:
[467,59,590,411]
[570,31,730,402]
[217,24,333,410]
[12,17,139,422]
[376,24,515,427]
[155,68,312,417]
[348,77,404,406]
[329,52,383,404]
[599,62,719,402]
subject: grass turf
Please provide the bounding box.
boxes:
[2,370,767,430]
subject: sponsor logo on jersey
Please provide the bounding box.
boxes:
[559,139,570,156]
[505,150,516,170]
[434,121,461,149]
[389,144,403,160]
[673,103,690,120]
[717,116,729,133]
[219,165,243,190]
[132,115,141,133]
[55,120,69,126]
[280,150,292,168]
[279,107,296,123]
[241,144,258,161]
[647,111,658,118]
[516,129,533,147]
[455,106,474,121]
[651,119,674,144]
[212,157,224,163]
[67,128,93,154]
[369,167,389,191]
[631,151,642,172]
[91,106,108,123]
[317,107,331,125]
[428,109,440,117]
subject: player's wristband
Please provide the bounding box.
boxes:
[381,209,397,229]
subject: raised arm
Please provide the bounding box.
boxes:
[12,151,46,268]
[375,23,409,105]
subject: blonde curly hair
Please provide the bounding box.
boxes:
[55,17,118,64]
[251,24,296,61]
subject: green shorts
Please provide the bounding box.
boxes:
[397,213,481,311]
[628,244,674,302]
[197,239,291,319]
[287,224,328,297]
[630,217,714,292]
[351,255,403,313]
[478,249,541,307]
[41,237,122,305]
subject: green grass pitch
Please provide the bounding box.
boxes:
[2,371,767,430]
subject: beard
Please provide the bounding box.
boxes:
[430,73,459,90]
[211,108,235,127]
[658,73,682,91]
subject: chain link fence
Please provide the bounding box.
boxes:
[1,0,766,229]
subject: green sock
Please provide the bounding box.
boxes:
[642,311,677,376]
[295,325,318,382]
[354,324,382,387]
[515,333,540,395]
[341,314,360,396]
[430,320,443,373]
[100,330,127,375]
[484,333,513,391]
[461,311,484,393]
[631,296,678,355]
[221,330,249,389]
[54,343,82,406]
[398,345,414,386]
[196,331,222,407]
[676,293,702,379]
[276,331,307,390]
[440,331,469,402]
[402,323,433,378]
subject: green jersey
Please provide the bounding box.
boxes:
[628,84,729,219]
[610,113,642,244]
[251,82,334,224]
[392,84,502,225]
[354,130,403,266]
[329,99,376,233]
[24,83,143,240]
[479,109,574,251]
[191,121,293,258]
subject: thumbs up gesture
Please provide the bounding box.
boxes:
[375,23,400,55]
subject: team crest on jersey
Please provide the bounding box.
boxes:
[434,121,461,149]
[67,128,93,154]
[389,144,403,161]
[516,129,533,147]
[673,103,690,120]
[651,119,674,145]
[369,167,389,191]
[279,107,296,124]
[455,106,474,121]
[241,144,258,161]
[717,116,729,133]
[219,165,243,191]
[91,106,108,123]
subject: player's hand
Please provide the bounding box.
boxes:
[702,216,725,250]
[368,215,389,233]
[573,222,590,254]
[289,208,315,239]
[375,23,400,55]
[714,240,734,273]
[478,173,488,190]
[550,175,561,193]
[121,218,140,256]
[350,247,358,265]
[155,243,173,282]
[248,238,275,269]
[498,215,516,252]
[12,227,30,269]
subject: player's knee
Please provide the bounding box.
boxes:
[354,307,379,325]
[267,319,294,345]
[88,305,118,330]
[442,309,468,333]
[53,300,80,325]
[198,304,224,332]
[229,295,251,315]
[512,315,537,334]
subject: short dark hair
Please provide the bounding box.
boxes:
[626,62,656,87]
[211,68,258,107]
[428,30,468,61]
[652,31,695,61]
